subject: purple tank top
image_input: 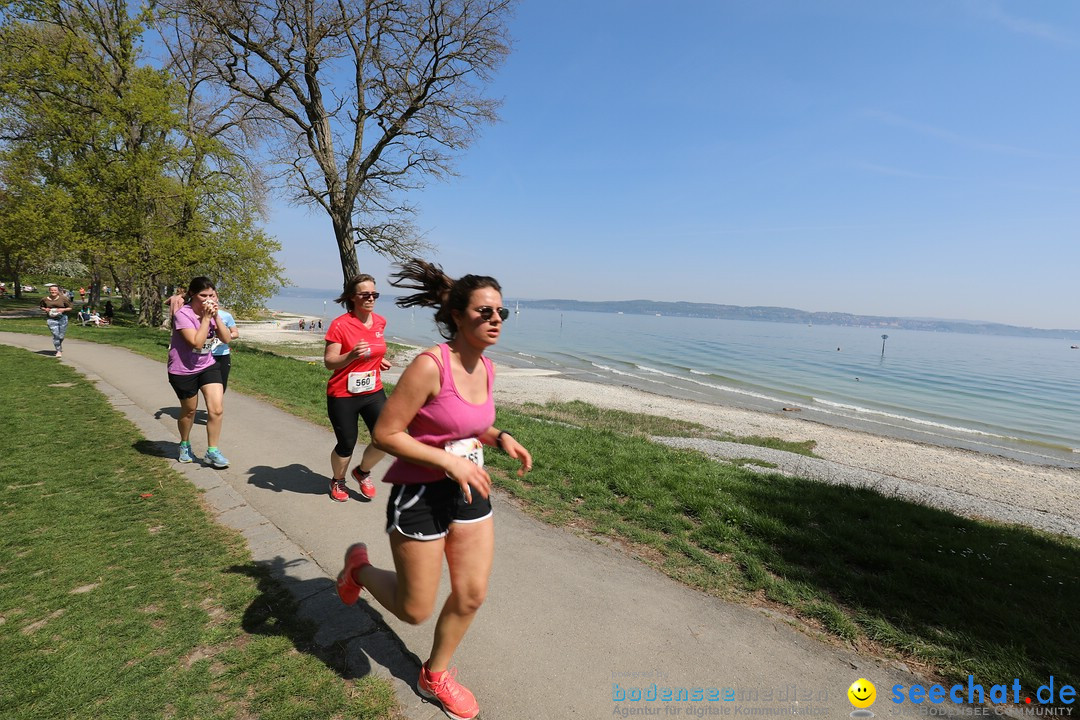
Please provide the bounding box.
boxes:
[382,343,496,485]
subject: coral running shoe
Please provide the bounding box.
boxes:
[336,543,369,605]
[418,664,480,720]
[329,478,349,502]
[351,467,376,501]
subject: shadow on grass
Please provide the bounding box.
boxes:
[247,463,334,496]
[225,557,422,690]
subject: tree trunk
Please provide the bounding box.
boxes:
[333,215,359,282]
[88,267,101,309]
[137,277,164,326]
[113,270,135,314]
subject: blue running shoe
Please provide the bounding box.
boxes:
[204,449,230,469]
[178,444,195,463]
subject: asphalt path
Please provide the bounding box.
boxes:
[2,332,949,719]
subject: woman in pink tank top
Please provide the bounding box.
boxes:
[335,259,532,720]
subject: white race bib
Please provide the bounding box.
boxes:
[196,337,214,355]
[444,437,484,471]
[347,370,377,394]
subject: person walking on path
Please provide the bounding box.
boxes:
[40,284,73,358]
[336,259,533,720]
[323,274,392,502]
[168,277,231,468]
[209,295,239,392]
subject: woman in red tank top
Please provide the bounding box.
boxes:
[335,259,532,720]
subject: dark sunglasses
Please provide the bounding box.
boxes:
[354,292,380,300]
[476,306,509,321]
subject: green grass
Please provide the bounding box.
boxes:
[517,399,819,456]
[0,345,400,720]
[3,318,1078,701]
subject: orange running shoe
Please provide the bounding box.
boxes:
[329,477,349,502]
[351,467,376,500]
[418,663,480,720]
[336,543,369,605]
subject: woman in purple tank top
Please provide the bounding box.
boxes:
[335,259,532,720]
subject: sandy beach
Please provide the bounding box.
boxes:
[238,315,1080,539]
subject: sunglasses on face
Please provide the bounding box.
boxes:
[476,306,509,322]
[354,292,380,300]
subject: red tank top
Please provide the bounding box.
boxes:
[382,343,496,485]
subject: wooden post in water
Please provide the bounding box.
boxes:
[881,334,889,358]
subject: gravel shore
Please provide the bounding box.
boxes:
[494,371,1080,539]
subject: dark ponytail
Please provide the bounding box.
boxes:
[391,258,502,340]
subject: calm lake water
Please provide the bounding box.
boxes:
[271,289,1080,468]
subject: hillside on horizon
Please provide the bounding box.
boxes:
[518,298,1080,340]
[274,287,1079,340]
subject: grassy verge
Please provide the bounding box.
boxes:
[3,319,1077,699]
[0,345,398,719]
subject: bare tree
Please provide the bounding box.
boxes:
[168,0,513,280]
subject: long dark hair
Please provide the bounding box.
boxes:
[390,259,501,340]
[334,273,376,312]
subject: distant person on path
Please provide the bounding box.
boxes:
[168,276,230,469]
[40,283,73,358]
[209,294,239,391]
[336,259,532,720]
[323,274,392,503]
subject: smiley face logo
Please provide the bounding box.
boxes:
[848,678,877,709]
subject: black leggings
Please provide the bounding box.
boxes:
[327,390,387,458]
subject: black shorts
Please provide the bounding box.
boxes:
[385,479,493,541]
[168,362,224,400]
[327,391,387,458]
[213,354,231,391]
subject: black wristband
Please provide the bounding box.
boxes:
[496,430,512,450]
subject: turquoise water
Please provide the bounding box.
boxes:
[272,289,1080,467]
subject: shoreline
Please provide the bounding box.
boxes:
[239,313,1080,539]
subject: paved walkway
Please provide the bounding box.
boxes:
[2,332,937,719]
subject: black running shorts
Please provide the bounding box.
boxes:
[385,478,493,541]
[168,362,224,400]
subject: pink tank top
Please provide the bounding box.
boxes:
[382,343,496,485]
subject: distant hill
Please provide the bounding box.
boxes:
[517,299,1080,340]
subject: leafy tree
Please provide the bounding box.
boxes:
[167,0,514,281]
[0,0,286,324]
[0,148,74,297]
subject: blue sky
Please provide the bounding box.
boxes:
[267,1,1080,330]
